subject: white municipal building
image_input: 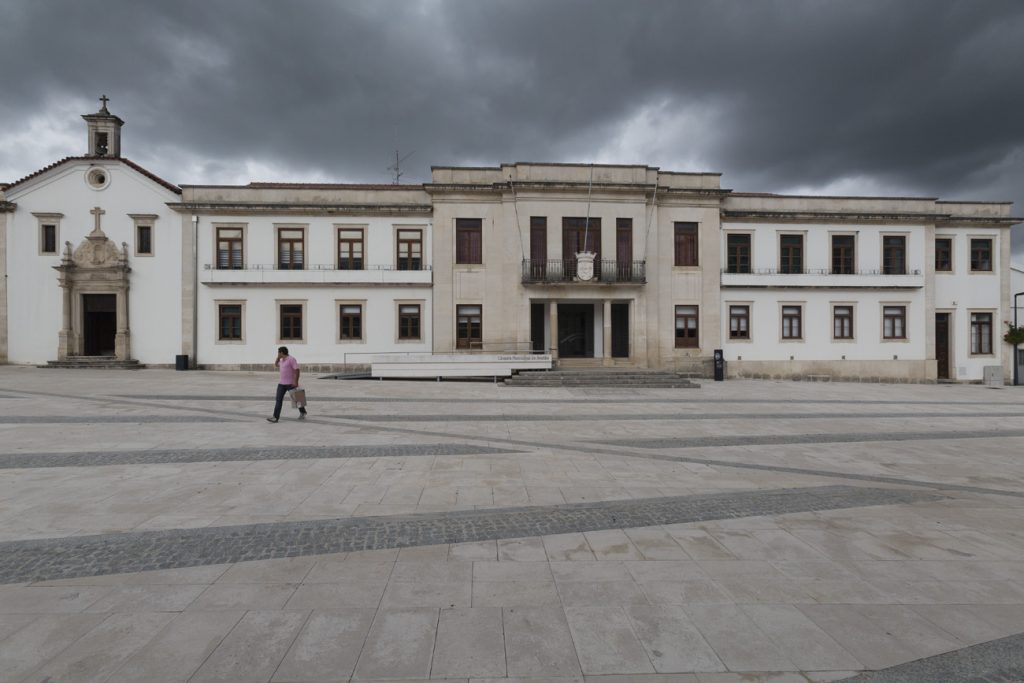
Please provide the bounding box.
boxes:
[1,100,1020,383]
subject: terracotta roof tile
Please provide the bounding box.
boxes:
[4,156,181,195]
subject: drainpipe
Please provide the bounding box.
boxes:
[1015,291,1023,386]
[192,215,199,369]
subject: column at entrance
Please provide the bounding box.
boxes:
[548,302,559,360]
[115,289,131,360]
[57,272,75,359]
[603,299,612,366]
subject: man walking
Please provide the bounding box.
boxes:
[267,346,307,423]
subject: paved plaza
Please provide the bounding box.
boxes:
[0,368,1023,682]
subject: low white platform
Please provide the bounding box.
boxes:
[369,353,552,379]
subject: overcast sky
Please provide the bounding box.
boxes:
[1,0,1022,257]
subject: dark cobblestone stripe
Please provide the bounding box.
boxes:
[608,450,1024,499]
[605,429,1024,450]
[0,485,940,585]
[837,633,1024,682]
[0,443,519,469]
[117,394,1021,407]
[0,415,235,424]
[343,411,1024,422]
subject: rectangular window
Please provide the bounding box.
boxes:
[217,228,244,269]
[456,304,482,349]
[95,132,109,155]
[780,235,803,274]
[338,228,364,270]
[970,238,992,272]
[729,305,750,340]
[397,229,423,271]
[278,228,304,270]
[935,238,952,272]
[339,304,362,340]
[883,305,906,340]
[674,222,698,266]
[726,234,751,273]
[882,236,906,275]
[831,235,855,274]
[674,305,699,348]
[529,217,547,280]
[136,225,153,255]
[782,305,802,339]
[562,217,601,279]
[833,305,854,340]
[971,312,993,355]
[456,218,482,264]
[398,304,421,340]
[218,304,242,340]
[41,224,57,254]
[616,218,633,280]
[280,304,303,341]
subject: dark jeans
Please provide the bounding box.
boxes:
[273,383,307,419]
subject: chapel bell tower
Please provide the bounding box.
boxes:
[82,95,124,157]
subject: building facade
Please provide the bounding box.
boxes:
[0,102,1019,381]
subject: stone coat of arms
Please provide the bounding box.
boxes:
[575,251,596,281]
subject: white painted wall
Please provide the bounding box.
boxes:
[194,214,432,366]
[720,222,928,364]
[934,228,1006,380]
[4,161,182,364]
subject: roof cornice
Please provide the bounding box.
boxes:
[722,209,1021,227]
[168,202,432,217]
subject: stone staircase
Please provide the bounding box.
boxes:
[41,356,144,370]
[504,368,699,388]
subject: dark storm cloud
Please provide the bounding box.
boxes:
[1,0,1022,252]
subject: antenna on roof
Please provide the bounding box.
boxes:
[388,150,415,184]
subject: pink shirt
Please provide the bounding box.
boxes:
[278,355,299,385]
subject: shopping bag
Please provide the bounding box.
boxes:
[289,387,307,408]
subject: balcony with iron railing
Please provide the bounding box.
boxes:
[201,262,432,286]
[720,267,924,289]
[521,259,647,285]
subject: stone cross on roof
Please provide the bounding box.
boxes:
[99,95,110,113]
[89,206,106,238]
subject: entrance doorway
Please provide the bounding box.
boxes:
[936,312,950,380]
[611,303,629,358]
[557,303,594,358]
[83,294,117,356]
[530,303,546,353]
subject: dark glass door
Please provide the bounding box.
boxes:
[530,303,546,353]
[557,303,593,358]
[936,313,950,379]
[611,303,629,358]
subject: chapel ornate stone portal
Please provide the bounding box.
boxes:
[53,207,133,360]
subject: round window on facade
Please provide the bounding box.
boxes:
[86,167,110,190]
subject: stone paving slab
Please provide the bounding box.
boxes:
[2,368,1024,682]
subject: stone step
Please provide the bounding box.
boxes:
[41,358,144,370]
[505,370,698,388]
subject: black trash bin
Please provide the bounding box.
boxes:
[175,354,189,371]
[713,349,725,381]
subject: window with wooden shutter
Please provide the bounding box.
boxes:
[456,218,482,264]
